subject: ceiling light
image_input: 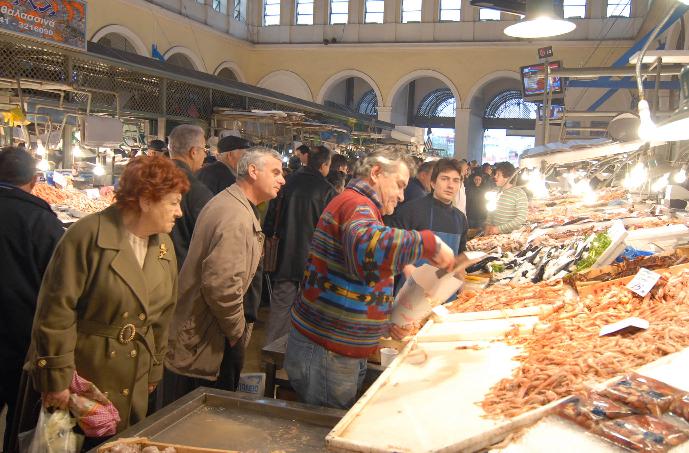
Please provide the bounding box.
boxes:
[35,139,45,156]
[504,0,576,38]
[652,173,670,192]
[36,159,49,171]
[674,167,687,184]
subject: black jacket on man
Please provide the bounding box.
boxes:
[196,160,236,196]
[171,160,213,269]
[0,184,64,360]
[0,183,64,451]
[272,166,335,281]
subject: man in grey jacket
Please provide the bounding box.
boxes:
[166,147,285,394]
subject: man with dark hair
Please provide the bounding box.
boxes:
[401,160,434,206]
[0,147,64,451]
[265,145,335,345]
[485,161,528,235]
[295,144,310,166]
[482,163,495,189]
[389,158,468,263]
[147,139,169,157]
[197,135,252,195]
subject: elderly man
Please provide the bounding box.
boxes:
[168,124,213,268]
[166,147,285,393]
[197,135,252,195]
[0,148,64,451]
[285,147,454,409]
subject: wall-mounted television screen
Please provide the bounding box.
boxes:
[520,61,564,100]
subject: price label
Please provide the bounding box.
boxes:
[85,188,100,199]
[600,317,649,337]
[626,268,661,297]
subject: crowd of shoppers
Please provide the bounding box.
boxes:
[0,124,530,451]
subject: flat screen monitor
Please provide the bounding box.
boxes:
[520,61,564,100]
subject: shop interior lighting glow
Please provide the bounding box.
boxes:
[36,159,49,171]
[93,163,106,176]
[72,145,82,158]
[674,167,687,184]
[35,140,45,157]
[485,191,498,212]
[526,169,549,199]
[652,172,671,192]
[622,162,648,190]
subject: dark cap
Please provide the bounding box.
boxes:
[218,135,252,153]
[148,139,167,151]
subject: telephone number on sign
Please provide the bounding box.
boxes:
[18,23,54,35]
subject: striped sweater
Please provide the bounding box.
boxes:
[290,179,438,358]
[486,186,528,233]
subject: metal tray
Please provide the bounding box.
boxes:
[92,388,344,453]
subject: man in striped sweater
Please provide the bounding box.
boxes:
[485,161,528,235]
[285,148,455,409]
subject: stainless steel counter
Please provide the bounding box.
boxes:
[92,388,344,452]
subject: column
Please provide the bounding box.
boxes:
[589,0,604,19]
[281,0,293,24]
[422,0,436,23]
[349,0,363,23]
[454,108,470,160]
[314,0,327,24]
[377,106,393,123]
[384,0,399,23]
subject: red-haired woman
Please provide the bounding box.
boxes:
[25,156,189,444]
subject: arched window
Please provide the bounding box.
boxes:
[484,90,538,120]
[217,68,238,81]
[97,33,138,54]
[167,53,196,70]
[417,88,456,118]
[357,89,378,116]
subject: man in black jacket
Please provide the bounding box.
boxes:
[197,135,252,195]
[264,145,335,345]
[0,147,64,451]
[168,124,213,269]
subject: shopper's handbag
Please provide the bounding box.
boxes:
[263,195,283,273]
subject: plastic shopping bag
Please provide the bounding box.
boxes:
[27,407,82,453]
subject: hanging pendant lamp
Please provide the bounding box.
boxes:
[504,0,576,39]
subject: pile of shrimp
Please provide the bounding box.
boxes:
[447,280,569,313]
[482,269,689,419]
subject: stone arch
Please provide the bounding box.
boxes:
[214,61,246,83]
[91,25,148,56]
[387,69,461,109]
[465,70,521,110]
[257,70,313,102]
[164,46,207,72]
[317,70,384,106]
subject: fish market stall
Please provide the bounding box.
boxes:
[93,388,344,453]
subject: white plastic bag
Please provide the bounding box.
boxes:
[28,408,82,453]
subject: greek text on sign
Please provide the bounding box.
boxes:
[626,268,662,297]
[0,1,87,50]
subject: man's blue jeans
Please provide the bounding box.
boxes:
[284,326,367,409]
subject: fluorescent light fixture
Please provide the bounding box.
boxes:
[504,0,576,38]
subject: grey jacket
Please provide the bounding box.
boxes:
[165,184,264,380]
